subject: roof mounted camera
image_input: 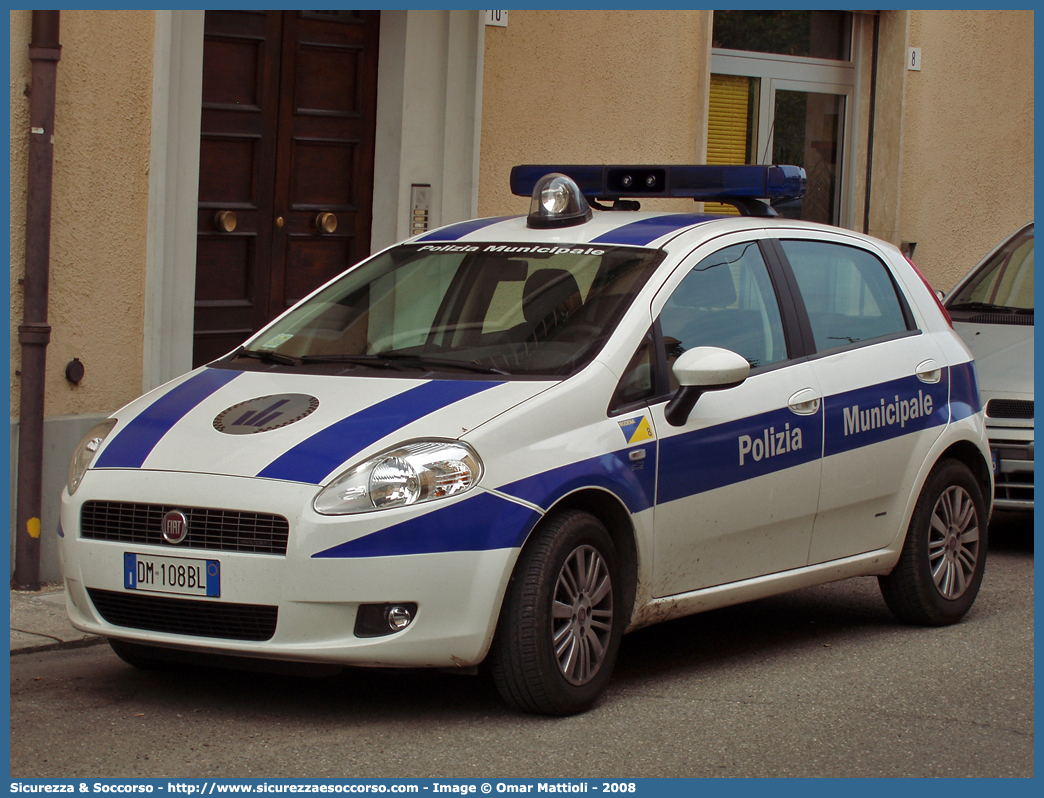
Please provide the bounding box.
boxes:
[510,164,807,218]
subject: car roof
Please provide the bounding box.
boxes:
[410,210,879,254]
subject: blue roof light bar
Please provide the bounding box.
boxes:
[510,165,807,216]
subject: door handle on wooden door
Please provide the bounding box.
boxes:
[315,212,338,234]
[213,211,237,232]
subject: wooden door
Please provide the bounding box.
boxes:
[193,10,380,367]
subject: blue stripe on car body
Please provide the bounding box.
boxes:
[257,379,502,484]
[312,444,656,558]
[657,405,823,506]
[312,491,541,558]
[498,442,657,515]
[417,216,518,242]
[311,371,967,558]
[95,368,242,469]
[948,361,982,422]
[822,372,949,458]
[591,214,714,246]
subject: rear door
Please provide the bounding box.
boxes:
[768,235,949,564]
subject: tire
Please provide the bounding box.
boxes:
[108,638,174,671]
[879,459,988,626]
[490,510,625,715]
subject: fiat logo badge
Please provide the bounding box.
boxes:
[161,510,189,545]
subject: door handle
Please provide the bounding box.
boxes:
[788,388,821,416]
[916,359,942,384]
[214,210,237,233]
[315,212,338,234]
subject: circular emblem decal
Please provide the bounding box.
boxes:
[162,510,189,545]
[213,393,319,435]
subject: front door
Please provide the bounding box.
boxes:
[193,10,380,367]
[650,235,824,597]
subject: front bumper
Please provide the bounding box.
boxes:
[59,470,521,667]
[985,424,1033,511]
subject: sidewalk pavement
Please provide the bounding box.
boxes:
[10,585,103,655]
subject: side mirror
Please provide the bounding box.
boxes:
[664,346,750,427]
[935,289,945,302]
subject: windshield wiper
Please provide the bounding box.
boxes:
[299,352,510,375]
[235,347,301,366]
[948,301,1033,314]
[411,356,511,376]
[296,354,411,371]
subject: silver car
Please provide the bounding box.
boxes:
[946,222,1033,511]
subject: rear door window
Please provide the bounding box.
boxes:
[779,240,910,354]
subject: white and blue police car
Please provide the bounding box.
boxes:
[60,165,991,715]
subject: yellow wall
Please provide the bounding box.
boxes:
[478,10,712,217]
[900,9,1034,290]
[9,10,155,418]
[866,10,910,246]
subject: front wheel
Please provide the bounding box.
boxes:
[879,459,988,625]
[490,510,625,715]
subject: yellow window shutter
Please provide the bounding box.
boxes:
[705,74,750,215]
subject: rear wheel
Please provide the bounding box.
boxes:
[490,510,625,715]
[879,459,987,625]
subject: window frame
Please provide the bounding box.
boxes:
[765,237,920,360]
[638,236,815,409]
[630,231,925,415]
[709,11,867,229]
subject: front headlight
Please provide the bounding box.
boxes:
[314,440,482,515]
[67,419,118,495]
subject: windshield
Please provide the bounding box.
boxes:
[949,227,1034,311]
[225,242,664,378]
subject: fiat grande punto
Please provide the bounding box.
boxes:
[61,165,992,715]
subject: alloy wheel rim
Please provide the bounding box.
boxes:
[928,485,980,599]
[551,544,614,685]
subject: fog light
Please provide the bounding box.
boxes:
[386,605,413,631]
[354,602,418,638]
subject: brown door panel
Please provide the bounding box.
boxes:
[193,10,379,368]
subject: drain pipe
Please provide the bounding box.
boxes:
[862,12,880,235]
[14,10,61,590]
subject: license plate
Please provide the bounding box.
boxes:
[124,552,220,598]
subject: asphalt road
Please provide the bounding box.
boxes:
[10,514,1033,779]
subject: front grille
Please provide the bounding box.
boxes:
[967,313,1034,326]
[991,440,1034,508]
[987,399,1034,419]
[995,470,1034,505]
[81,502,289,555]
[87,588,277,641]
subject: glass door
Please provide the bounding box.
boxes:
[760,79,850,225]
[709,10,864,228]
